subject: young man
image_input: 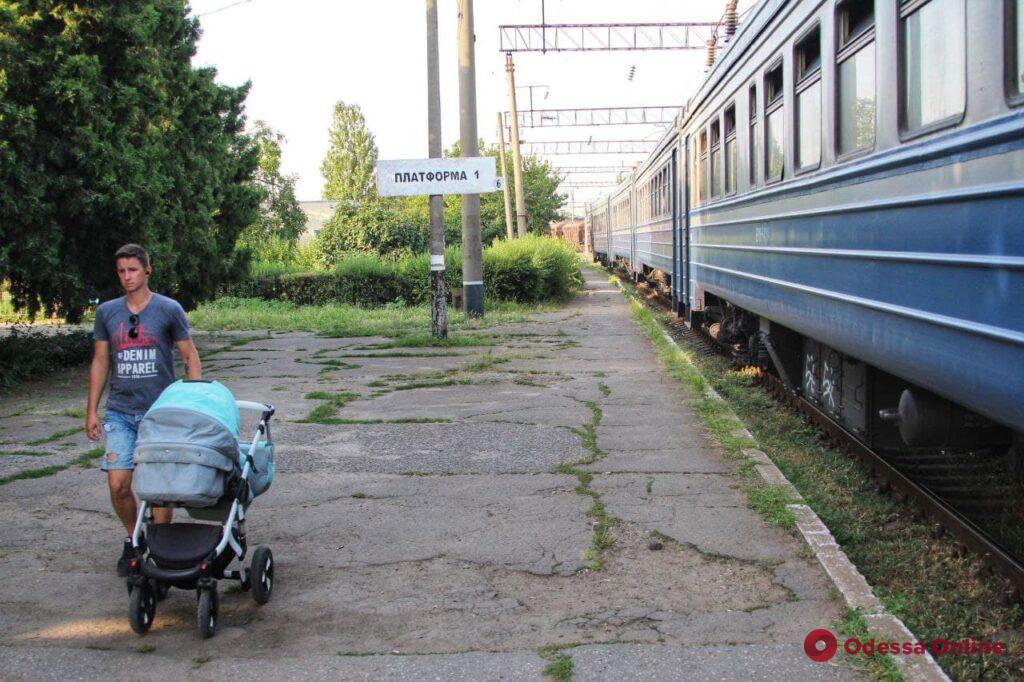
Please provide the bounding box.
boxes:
[85,244,202,576]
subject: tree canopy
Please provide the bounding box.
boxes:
[237,121,306,263]
[0,0,260,319]
[320,101,378,202]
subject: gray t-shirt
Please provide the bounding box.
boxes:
[93,293,191,415]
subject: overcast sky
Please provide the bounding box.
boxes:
[189,0,753,205]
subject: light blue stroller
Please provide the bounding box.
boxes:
[124,379,276,638]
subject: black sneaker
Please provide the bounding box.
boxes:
[116,538,134,577]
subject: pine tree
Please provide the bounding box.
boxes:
[320,102,378,202]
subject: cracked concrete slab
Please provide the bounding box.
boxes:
[571,643,860,680]
[0,266,861,679]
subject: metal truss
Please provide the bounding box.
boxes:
[559,181,620,188]
[552,166,635,174]
[499,22,718,53]
[521,140,654,155]
[505,106,678,129]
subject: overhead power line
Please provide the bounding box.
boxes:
[499,22,718,52]
[504,106,678,129]
[196,0,258,18]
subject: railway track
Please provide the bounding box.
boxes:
[622,270,1024,600]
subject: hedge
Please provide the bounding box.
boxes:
[224,236,582,307]
[0,328,92,393]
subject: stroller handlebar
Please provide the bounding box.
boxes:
[236,400,275,421]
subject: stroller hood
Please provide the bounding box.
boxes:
[134,380,240,507]
[137,380,240,464]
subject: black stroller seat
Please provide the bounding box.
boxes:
[147,523,222,570]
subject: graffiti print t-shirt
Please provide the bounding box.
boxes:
[93,293,191,415]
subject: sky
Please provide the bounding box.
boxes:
[189,0,753,207]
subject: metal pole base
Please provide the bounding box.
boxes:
[463,282,484,318]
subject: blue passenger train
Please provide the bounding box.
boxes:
[587,0,1024,452]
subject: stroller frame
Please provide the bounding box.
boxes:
[126,400,275,638]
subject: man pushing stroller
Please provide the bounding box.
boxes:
[85,244,202,575]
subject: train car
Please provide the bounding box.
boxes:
[609,184,634,271]
[683,0,1024,449]
[591,0,1023,452]
[589,199,611,264]
[632,128,679,287]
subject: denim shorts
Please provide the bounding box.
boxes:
[102,409,145,472]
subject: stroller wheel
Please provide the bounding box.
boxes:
[128,582,157,635]
[251,545,274,605]
[197,586,219,639]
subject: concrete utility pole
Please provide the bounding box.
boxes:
[426,0,447,337]
[496,112,514,240]
[505,53,529,238]
[457,0,484,317]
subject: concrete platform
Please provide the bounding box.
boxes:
[0,267,861,680]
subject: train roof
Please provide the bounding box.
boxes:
[680,0,786,130]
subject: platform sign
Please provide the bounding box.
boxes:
[377,158,501,197]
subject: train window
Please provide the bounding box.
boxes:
[1008,0,1024,103]
[724,105,737,195]
[836,0,876,155]
[764,60,784,182]
[795,26,822,172]
[749,84,760,187]
[698,130,708,203]
[710,119,723,198]
[899,0,965,135]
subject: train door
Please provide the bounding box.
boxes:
[671,145,682,315]
[630,188,637,277]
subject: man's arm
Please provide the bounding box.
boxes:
[86,340,109,441]
[176,338,202,380]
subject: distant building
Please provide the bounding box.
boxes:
[298,200,340,244]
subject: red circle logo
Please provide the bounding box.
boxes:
[804,629,838,662]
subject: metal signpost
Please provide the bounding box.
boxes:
[376,157,501,332]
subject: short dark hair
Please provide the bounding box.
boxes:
[114,243,150,270]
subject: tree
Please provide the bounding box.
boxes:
[321,102,378,201]
[439,140,566,244]
[237,121,306,262]
[0,1,260,319]
[313,199,427,266]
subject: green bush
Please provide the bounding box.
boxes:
[484,235,583,302]
[0,328,92,393]
[223,236,580,308]
[313,200,428,266]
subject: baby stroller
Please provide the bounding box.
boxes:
[124,379,276,638]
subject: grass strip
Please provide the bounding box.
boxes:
[354,333,493,350]
[0,448,104,486]
[27,426,82,447]
[190,299,556,337]
[201,334,268,358]
[298,391,360,423]
[557,396,615,571]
